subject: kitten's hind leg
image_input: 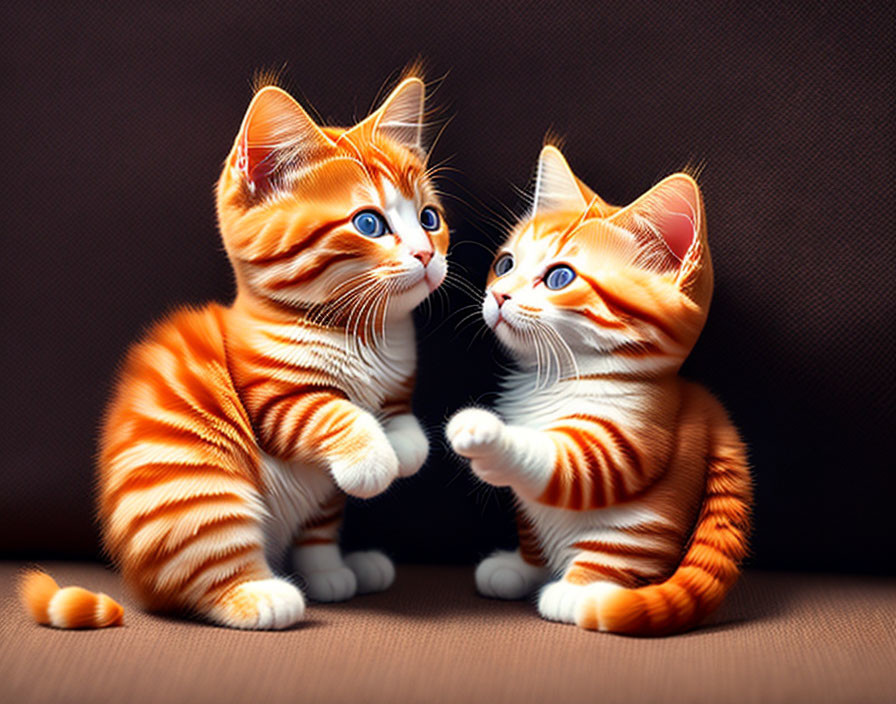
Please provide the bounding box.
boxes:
[538,580,622,625]
[206,572,306,630]
[476,549,550,600]
[538,557,623,624]
[113,487,306,630]
[120,485,305,630]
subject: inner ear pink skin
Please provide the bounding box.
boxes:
[237,140,278,188]
[653,181,699,260]
[656,210,694,260]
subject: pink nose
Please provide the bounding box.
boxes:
[493,291,511,307]
[412,250,433,267]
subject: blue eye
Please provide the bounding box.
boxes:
[493,253,514,276]
[544,264,576,290]
[352,210,389,238]
[420,206,441,231]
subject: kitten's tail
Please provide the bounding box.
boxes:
[19,569,124,629]
[578,410,752,636]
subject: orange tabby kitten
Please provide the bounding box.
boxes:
[447,146,752,635]
[97,73,448,629]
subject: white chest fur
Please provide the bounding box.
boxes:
[497,368,671,576]
[250,314,417,414]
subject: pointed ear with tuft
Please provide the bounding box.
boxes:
[608,174,705,276]
[532,146,619,219]
[345,77,426,154]
[533,146,588,217]
[233,86,335,194]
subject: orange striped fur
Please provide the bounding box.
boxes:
[19,570,123,629]
[98,72,448,629]
[448,145,751,636]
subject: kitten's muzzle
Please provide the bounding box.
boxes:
[411,249,433,267]
[493,291,511,307]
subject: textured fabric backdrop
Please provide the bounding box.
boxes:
[1,1,893,572]
[1,564,895,704]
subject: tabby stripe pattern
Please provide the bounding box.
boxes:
[538,414,650,510]
[579,401,752,634]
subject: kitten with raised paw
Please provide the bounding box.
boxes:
[97,71,448,630]
[447,145,752,636]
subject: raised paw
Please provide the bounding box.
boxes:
[302,567,358,603]
[476,550,549,600]
[446,408,505,459]
[343,551,396,594]
[329,424,399,499]
[209,578,305,630]
[384,415,429,477]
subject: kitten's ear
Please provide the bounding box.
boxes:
[346,77,426,153]
[608,173,705,277]
[233,86,335,193]
[533,145,619,220]
[533,146,589,217]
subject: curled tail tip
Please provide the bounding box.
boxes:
[18,569,60,625]
[97,593,125,627]
[18,569,124,629]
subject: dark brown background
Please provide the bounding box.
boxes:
[1,1,893,574]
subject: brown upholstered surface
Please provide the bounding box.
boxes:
[1,563,894,703]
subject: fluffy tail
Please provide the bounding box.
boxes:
[578,413,752,636]
[19,569,124,629]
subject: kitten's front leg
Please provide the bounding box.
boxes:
[382,413,429,477]
[446,408,554,499]
[290,396,399,499]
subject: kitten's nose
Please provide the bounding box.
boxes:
[493,291,511,307]
[412,250,432,267]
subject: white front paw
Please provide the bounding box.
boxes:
[538,581,589,624]
[384,415,429,477]
[447,408,515,487]
[343,551,395,594]
[476,550,548,600]
[446,408,505,458]
[329,418,399,499]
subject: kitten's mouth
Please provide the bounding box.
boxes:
[394,263,443,296]
[492,315,519,334]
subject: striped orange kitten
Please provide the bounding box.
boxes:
[447,146,752,635]
[97,74,448,629]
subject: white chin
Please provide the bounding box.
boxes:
[394,278,430,310]
[493,320,520,346]
[425,272,445,292]
[424,259,447,292]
